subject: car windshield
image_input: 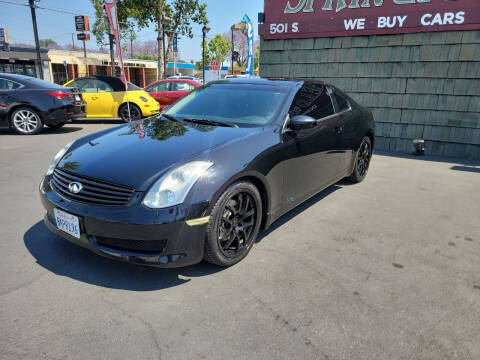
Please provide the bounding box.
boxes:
[164,83,288,126]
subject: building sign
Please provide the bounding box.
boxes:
[259,0,480,39]
[0,28,10,44]
[75,16,90,32]
[77,33,91,41]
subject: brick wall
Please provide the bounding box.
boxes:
[259,30,480,160]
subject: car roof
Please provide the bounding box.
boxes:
[0,73,35,81]
[73,75,129,91]
[208,77,319,88]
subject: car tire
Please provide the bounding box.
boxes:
[46,122,66,129]
[10,107,43,135]
[119,103,142,122]
[347,136,372,183]
[204,181,263,267]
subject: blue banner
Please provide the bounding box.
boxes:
[242,15,254,76]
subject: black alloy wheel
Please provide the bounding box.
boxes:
[119,104,142,122]
[347,136,372,183]
[204,181,262,266]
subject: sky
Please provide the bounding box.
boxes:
[0,0,264,62]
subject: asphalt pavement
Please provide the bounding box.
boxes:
[1,121,479,360]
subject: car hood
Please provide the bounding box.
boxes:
[58,117,262,190]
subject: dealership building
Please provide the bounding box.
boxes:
[0,47,195,87]
[259,0,480,159]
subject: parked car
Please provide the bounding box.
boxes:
[0,73,85,135]
[145,78,200,109]
[40,78,374,268]
[64,75,159,122]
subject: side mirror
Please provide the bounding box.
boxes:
[289,115,317,130]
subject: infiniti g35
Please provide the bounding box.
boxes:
[40,78,374,267]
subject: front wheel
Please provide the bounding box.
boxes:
[119,103,142,122]
[204,181,262,267]
[10,107,43,135]
[347,136,372,183]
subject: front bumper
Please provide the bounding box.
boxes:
[40,176,210,268]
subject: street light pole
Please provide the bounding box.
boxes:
[202,25,210,84]
[29,0,44,79]
[231,27,234,75]
[161,17,171,80]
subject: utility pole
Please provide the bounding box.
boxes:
[29,0,44,79]
[202,25,210,83]
[231,27,234,75]
[71,33,76,51]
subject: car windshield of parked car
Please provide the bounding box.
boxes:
[164,84,288,126]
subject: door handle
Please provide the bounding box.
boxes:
[92,96,98,100]
[334,125,343,134]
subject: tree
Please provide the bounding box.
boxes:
[254,42,260,71]
[39,39,57,48]
[90,0,208,80]
[208,34,230,67]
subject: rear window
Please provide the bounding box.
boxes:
[18,76,64,89]
[0,78,21,90]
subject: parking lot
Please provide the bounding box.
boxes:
[1,121,479,360]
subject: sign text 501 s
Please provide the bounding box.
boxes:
[270,22,299,34]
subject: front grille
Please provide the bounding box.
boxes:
[96,237,167,254]
[51,167,135,206]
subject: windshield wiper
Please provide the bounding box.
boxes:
[182,118,238,128]
[161,114,182,123]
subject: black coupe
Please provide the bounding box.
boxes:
[0,73,85,134]
[40,78,374,267]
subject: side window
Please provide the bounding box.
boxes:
[0,79,21,90]
[333,92,350,113]
[96,80,114,93]
[171,82,190,91]
[289,82,335,120]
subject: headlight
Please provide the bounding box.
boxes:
[46,141,74,175]
[142,161,213,209]
[139,96,149,102]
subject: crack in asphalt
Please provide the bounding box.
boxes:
[99,291,163,360]
[0,272,47,297]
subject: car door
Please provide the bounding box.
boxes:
[281,82,344,207]
[0,77,21,126]
[331,90,359,173]
[72,79,114,117]
[145,81,171,108]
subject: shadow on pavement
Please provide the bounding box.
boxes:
[375,150,480,166]
[24,221,222,291]
[257,184,342,243]
[450,165,480,173]
[0,126,84,135]
[72,119,124,125]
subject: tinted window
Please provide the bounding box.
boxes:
[0,79,21,90]
[165,84,288,126]
[171,82,192,91]
[147,82,169,92]
[15,76,63,89]
[333,92,350,112]
[289,83,335,120]
[73,79,113,93]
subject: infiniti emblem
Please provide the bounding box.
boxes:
[68,182,83,194]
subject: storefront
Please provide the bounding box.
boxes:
[259,0,480,159]
[0,46,50,79]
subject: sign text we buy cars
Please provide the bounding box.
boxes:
[259,0,480,39]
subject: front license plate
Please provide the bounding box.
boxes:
[54,208,80,239]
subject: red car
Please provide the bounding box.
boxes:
[145,79,200,109]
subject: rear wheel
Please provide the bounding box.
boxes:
[10,107,43,135]
[119,103,142,122]
[204,181,262,267]
[347,136,372,183]
[46,122,66,129]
